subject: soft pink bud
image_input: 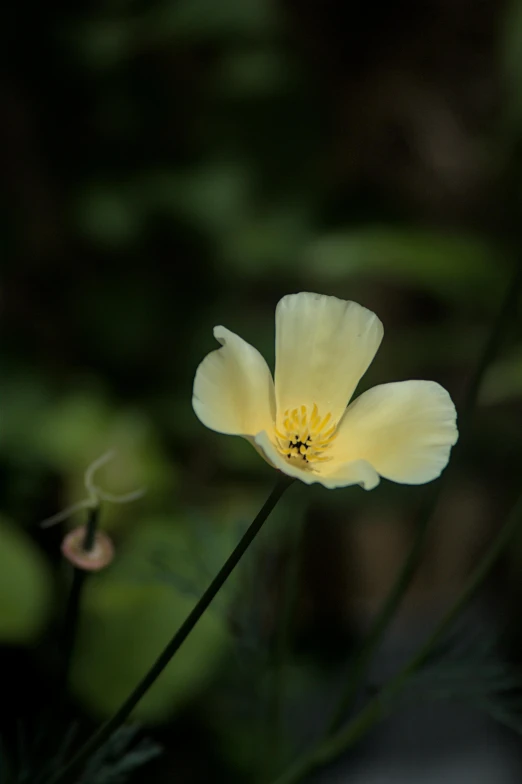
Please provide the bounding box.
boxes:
[61,526,114,571]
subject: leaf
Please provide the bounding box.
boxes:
[81,726,162,784]
[150,162,252,236]
[303,228,504,305]
[479,347,522,404]
[401,626,522,733]
[161,0,278,39]
[71,520,230,722]
[35,392,172,529]
[223,203,313,273]
[215,48,298,98]
[75,185,144,247]
[0,516,51,642]
[68,0,279,70]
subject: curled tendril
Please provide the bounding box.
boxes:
[40,449,147,528]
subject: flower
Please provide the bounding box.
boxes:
[192,292,458,490]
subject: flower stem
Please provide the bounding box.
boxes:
[62,506,100,680]
[264,518,303,779]
[30,508,101,782]
[270,488,522,784]
[46,474,294,784]
[325,258,522,735]
[324,484,439,735]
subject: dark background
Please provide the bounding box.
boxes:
[2,0,522,781]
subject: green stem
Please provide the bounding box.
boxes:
[264,519,303,779]
[325,486,438,735]
[30,508,101,784]
[46,475,294,784]
[325,259,522,735]
[271,489,522,784]
[62,506,100,679]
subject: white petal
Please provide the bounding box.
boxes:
[255,431,380,490]
[193,326,275,436]
[274,293,383,425]
[330,381,458,484]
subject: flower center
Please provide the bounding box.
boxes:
[275,404,337,466]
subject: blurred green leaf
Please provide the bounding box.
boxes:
[0,516,51,642]
[223,203,313,273]
[69,21,135,69]
[480,347,522,404]
[81,726,162,784]
[406,628,522,734]
[71,520,229,721]
[75,185,144,246]
[36,393,173,528]
[304,228,505,304]
[215,49,298,97]
[70,0,279,70]
[0,368,52,461]
[149,162,252,235]
[147,0,278,41]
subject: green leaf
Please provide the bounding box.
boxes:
[402,626,522,733]
[75,185,144,246]
[303,228,504,304]
[215,49,298,98]
[71,520,230,721]
[148,0,279,41]
[35,392,173,528]
[150,162,252,236]
[69,0,279,70]
[81,726,162,784]
[223,203,313,273]
[0,516,51,642]
[479,347,522,404]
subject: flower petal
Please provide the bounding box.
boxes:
[254,431,380,489]
[274,293,383,426]
[193,326,275,436]
[330,381,458,484]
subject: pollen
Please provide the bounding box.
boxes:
[276,403,338,466]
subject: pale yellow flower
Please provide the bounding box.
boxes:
[192,292,458,490]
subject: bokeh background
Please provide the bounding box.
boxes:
[3,0,522,781]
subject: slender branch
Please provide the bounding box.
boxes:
[325,485,439,734]
[264,519,303,779]
[46,475,294,784]
[325,259,522,735]
[62,506,100,680]
[271,488,522,784]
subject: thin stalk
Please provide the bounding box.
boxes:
[62,506,100,679]
[325,259,522,735]
[264,519,303,779]
[270,488,522,784]
[30,508,101,784]
[47,475,294,784]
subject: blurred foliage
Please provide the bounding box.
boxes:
[3,0,522,778]
[72,519,230,721]
[81,726,162,784]
[0,515,51,642]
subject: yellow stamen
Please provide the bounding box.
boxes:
[277,403,338,469]
[318,413,331,431]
